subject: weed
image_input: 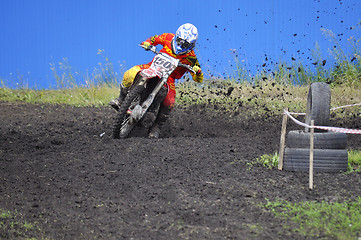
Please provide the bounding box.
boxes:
[321,22,361,87]
[255,152,279,169]
[255,150,361,173]
[0,210,12,219]
[0,208,48,239]
[347,149,361,173]
[264,197,361,240]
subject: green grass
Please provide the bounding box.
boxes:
[255,152,279,169]
[1,80,360,122]
[264,197,361,240]
[348,149,361,172]
[0,83,119,107]
[0,208,48,240]
[255,150,361,173]
[257,150,361,239]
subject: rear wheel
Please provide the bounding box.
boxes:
[112,85,145,139]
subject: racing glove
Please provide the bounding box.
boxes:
[141,41,151,50]
[193,65,202,76]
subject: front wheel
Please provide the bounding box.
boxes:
[112,84,144,139]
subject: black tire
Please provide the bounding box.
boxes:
[283,148,348,172]
[112,85,145,139]
[287,130,347,149]
[305,82,331,132]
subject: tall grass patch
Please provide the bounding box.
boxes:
[348,149,361,172]
[0,83,119,107]
[227,22,360,87]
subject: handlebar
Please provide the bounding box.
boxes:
[140,44,159,54]
[148,45,159,54]
[178,62,196,74]
[139,44,196,74]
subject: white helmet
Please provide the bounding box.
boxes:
[171,23,198,55]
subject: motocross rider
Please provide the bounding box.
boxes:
[109,23,204,138]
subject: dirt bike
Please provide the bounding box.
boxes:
[112,45,195,139]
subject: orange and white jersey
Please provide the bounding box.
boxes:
[141,33,203,83]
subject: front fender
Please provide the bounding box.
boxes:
[141,68,163,78]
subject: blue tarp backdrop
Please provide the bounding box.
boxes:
[0,0,360,88]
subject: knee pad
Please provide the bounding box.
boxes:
[122,66,142,88]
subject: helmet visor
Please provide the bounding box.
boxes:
[176,37,191,49]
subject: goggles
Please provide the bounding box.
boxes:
[176,37,191,49]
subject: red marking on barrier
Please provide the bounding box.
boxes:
[284,109,361,135]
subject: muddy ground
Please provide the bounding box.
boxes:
[0,102,360,239]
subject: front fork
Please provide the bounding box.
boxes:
[128,75,168,122]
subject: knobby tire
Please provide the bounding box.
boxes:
[112,85,145,139]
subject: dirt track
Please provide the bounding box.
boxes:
[1,102,360,239]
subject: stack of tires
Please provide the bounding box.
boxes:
[284,82,348,172]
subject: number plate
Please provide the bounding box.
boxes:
[150,54,178,72]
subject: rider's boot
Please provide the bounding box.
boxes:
[148,105,171,139]
[109,84,128,111]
